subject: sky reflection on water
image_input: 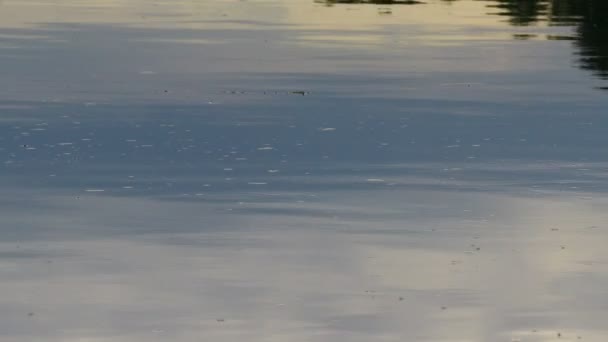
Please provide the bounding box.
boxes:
[1,0,608,341]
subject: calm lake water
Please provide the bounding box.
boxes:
[1,0,607,341]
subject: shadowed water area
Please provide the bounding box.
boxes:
[1,0,607,341]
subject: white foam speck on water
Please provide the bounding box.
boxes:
[248,182,268,185]
[367,179,385,183]
[257,146,274,150]
[267,170,279,173]
[58,142,73,146]
[85,189,105,192]
[319,127,336,131]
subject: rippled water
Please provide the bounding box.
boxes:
[1,1,607,341]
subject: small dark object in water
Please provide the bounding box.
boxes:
[318,0,424,4]
[27,312,34,317]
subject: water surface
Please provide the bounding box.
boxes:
[1,1,607,341]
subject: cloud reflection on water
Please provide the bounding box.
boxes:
[2,190,608,341]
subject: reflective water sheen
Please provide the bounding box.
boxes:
[1,0,607,341]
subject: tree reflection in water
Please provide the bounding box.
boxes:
[317,0,608,87]
[483,0,607,82]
